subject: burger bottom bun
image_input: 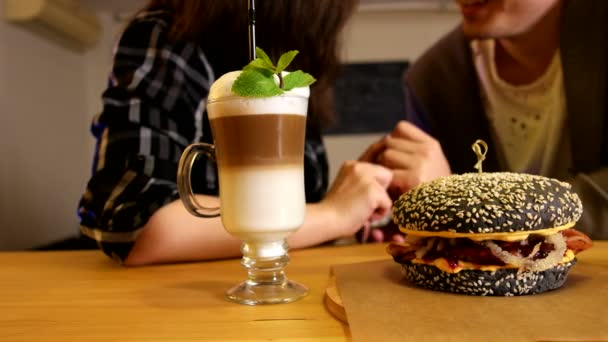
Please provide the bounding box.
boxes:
[400,259,576,296]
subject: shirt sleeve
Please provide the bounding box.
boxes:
[78,12,216,263]
[403,79,432,134]
[569,168,608,240]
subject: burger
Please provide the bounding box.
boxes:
[387,172,593,296]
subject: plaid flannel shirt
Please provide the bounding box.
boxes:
[78,10,329,262]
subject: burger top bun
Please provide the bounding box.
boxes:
[392,172,583,239]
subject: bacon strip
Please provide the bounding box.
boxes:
[562,228,593,254]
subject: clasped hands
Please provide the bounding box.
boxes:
[325,121,451,243]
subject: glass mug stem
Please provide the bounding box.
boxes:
[244,256,289,286]
[242,241,290,286]
[177,143,221,218]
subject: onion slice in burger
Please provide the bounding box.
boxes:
[483,233,567,272]
[525,233,567,272]
[483,240,527,268]
[415,237,436,259]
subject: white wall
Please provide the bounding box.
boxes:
[324,9,460,182]
[343,8,460,62]
[0,6,91,249]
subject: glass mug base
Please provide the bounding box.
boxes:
[226,279,308,305]
[224,239,307,305]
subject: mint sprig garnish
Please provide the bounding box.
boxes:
[232,47,316,97]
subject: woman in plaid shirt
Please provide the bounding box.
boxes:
[78,0,395,265]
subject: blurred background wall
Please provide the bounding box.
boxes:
[0,0,459,250]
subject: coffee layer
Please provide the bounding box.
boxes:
[210,114,306,168]
[219,167,306,236]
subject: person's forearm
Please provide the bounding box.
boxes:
[287,203,342,249]
[124,195,242,266]
[124,197,344,266]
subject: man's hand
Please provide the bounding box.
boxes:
[361,121,451,195]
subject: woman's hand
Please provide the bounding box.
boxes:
[320,161,393,238]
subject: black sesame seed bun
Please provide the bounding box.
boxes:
[392,172,583,235]
[399,259,576,296]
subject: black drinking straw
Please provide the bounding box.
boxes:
[248,0,256,61]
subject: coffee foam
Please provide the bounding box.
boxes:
[207,71,309,119]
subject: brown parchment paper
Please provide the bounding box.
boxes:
[333,259,608,342]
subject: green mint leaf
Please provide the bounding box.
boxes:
[243,58,274,72]
[232,69,283,97]
[276,50,299,74]
[283,70,316,91]
[255,47,275,69]
[242,67,274,78]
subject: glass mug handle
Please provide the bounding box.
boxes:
[177,143,221,218]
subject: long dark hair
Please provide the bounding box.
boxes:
[143,0,357,129]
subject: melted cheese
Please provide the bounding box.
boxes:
[410,249,576,273]
[400,222,575,242]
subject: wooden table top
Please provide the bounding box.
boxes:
[0,241,606,341]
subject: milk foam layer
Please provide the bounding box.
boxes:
[207,71,309,119]
[219,167,306,239]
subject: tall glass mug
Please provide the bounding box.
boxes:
[177,71,309,305]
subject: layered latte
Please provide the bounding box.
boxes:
[207,71,309,240]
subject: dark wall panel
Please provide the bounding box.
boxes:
[325,61,410,135]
